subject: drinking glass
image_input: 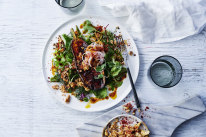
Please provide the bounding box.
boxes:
[55,0,83,8]
[150,55,182,88]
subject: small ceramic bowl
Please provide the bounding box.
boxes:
[102,114,150,137]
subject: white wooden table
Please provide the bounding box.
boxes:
[0,0,206,137]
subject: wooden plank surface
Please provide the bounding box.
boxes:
[0,0,206,137]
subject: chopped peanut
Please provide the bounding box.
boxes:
[65,95,70,103]
[52,85,59,90]
[60,85,67,93]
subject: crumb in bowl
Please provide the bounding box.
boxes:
[103,115,150,137]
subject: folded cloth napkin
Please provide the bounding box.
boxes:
[99,0,206,43]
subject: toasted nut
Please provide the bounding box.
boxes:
[110,40,113,44]
[65,95,70,103]
[52,85,59,90]
[60,85,67,93]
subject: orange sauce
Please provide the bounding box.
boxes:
[89,96,109,104]
[85,101,91,109]
[109,88,117,100]
[90,97,100,104]
[80,24,83,29]
[51,60,56,75]
[121,74,127,80]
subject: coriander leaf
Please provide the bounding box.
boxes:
[62,34,73,51]
[108,80,123,91]
[50,74,61,82]
[65,55,73,63]
[95,74,104,79]
[68,69,79,82]
[60,57,66,63]
[105,47,115,61]
[83,97,89,102]
[62,34,73,64]
[96,64,106,72]
[107,61,114,68]
[111,65,122,77]
[114,81,123,87]
[92,88,108,99]
[54,60,60,67]
[76,25,81,36]
[114,67,127,81]
[83,20,96,34]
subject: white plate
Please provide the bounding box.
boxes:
[42,16,139,112]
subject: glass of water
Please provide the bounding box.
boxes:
[55,0,83,8]
[150,55,183,88]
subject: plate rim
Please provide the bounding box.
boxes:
[42,15,140,112]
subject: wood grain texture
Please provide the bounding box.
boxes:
[0,0,205,137]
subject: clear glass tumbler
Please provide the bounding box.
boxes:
[55,0,83,8]
[150,55,183,88]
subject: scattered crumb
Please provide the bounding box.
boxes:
[129,51,133,56]
[123,102,133,113]
[60,85,67,93]
[134,54,136,56]
[145,106,150,111]
[52,85,59,90]
[65,95,70,103]
[132,109,137,115]
[122,103,151,119]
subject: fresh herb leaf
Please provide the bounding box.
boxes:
[92,88,108,99]
[62,34,73,65]
[111,65,122,77]
[76,25,81,36]
[83,97,89,102]
[83,20,96,34]
[60,57,66,63]
[106,57,123,77]
[96,64,106,72]
[50,74,61,82]
[95,74,104,79]
[105,47,115,61]
[68,69,79,82]
[114,67,127,81]
[75,87,86,100]
[62,34,72,51]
